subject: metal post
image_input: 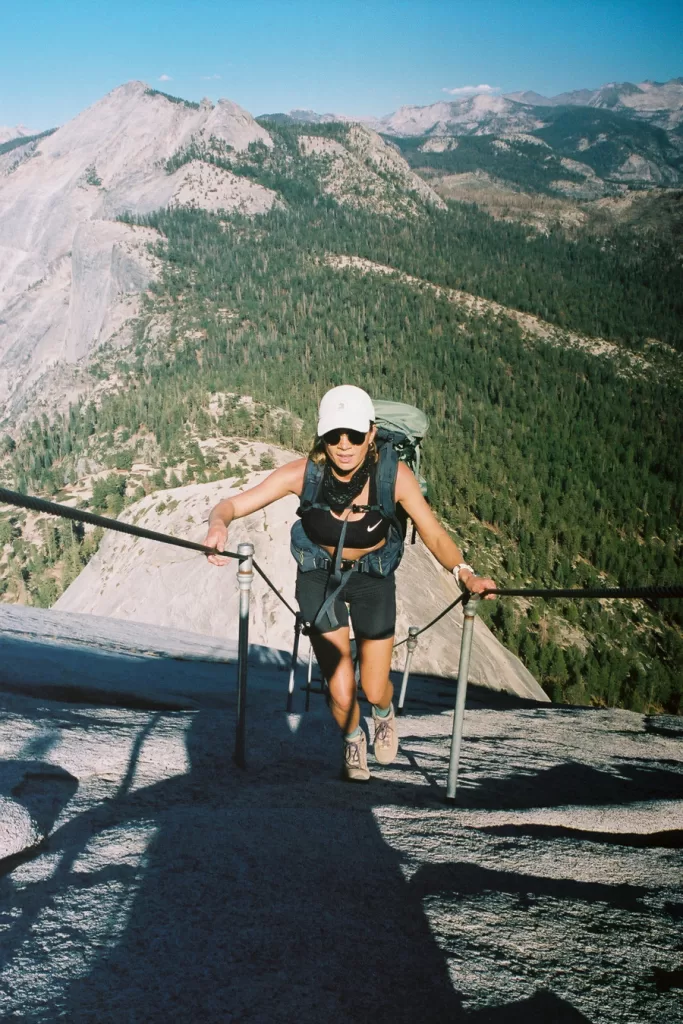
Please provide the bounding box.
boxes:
[235,541,254,769]
[397,626,419,715]
[446,595,480,801]
[305,644,314,712]
[287,614,303,712]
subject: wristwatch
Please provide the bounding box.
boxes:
[452,563,475,586]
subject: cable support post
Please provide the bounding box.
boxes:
[287,613,304,713]
[397,626,419,716]
[234,541,254,769]
[446,592,480,802]
[305,644,315,712]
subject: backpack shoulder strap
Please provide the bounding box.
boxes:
[298,458,325,513]
[375,432,399,519]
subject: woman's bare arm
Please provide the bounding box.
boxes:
[205,459,306,566]
[395,462,496,598]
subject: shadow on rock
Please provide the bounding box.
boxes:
[0,759,78,876]
[478,822,683,849]
[53,702,465,1024]
[409,860,650,913]
[465,988,594,1022]
[454,760,683,811]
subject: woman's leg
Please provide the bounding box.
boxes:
[357,636,394,709]
[358,635,399,765]
[309,627,360,735]
[296,568,359,733]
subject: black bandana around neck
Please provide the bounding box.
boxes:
[322,452,372,512]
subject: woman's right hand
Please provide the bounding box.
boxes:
[205,521,230,566]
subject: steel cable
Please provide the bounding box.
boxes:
[251,560,298,617]
[392,584,683,648]
[482,584,683,601]
[394,595,465,648]
[0,486,242,559]
[2,489,681,643]
[0,486,299,614]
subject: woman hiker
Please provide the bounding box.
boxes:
[204,385,496,782]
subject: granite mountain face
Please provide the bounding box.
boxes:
[0,83,280,423]
[0,82,441,425]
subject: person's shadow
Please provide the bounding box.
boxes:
[42,689,464,1023]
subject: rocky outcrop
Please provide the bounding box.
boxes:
[167,160,280,215]
[298,125,444,214]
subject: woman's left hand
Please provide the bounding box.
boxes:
[463,573,497,600]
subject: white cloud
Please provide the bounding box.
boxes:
[201,74,221,80]
[158,74,172,82]
[442,84,500,97]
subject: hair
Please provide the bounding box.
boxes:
[308,426,378,466]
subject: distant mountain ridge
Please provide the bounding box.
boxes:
[270,77,683,141]
[268,78,683,197]
[0,123,36,144]
[506,78,683,130]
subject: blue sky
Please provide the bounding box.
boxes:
[2,0,682,130]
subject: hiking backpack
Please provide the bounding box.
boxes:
[373,399,429,502]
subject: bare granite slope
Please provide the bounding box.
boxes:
[0,608,680,1023]
[0,82,278,422]
[376,95,545,138]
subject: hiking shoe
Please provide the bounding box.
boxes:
[372,703,399,765]
[342,730,371,782]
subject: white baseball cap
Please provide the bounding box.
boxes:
[317,385,375,437]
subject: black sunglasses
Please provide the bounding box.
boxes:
[322,428,367,446]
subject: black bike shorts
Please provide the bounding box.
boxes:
[295,568,396,640]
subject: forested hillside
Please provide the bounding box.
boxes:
[2,121,681,714]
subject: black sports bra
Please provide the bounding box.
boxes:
[301,468,391,549]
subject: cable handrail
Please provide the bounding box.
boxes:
[482,585,683,601]
[1,487,681,645]
[251,560,298,617]
[394,595,466,648]
[0,486,242,560]
[0,486,298,616]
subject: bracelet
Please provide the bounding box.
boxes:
[452,563,475,586]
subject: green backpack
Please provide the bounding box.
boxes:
[373,399,429,500]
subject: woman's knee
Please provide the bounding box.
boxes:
[326,658,358,708]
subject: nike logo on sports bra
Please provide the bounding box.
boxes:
[367,520,383,532]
